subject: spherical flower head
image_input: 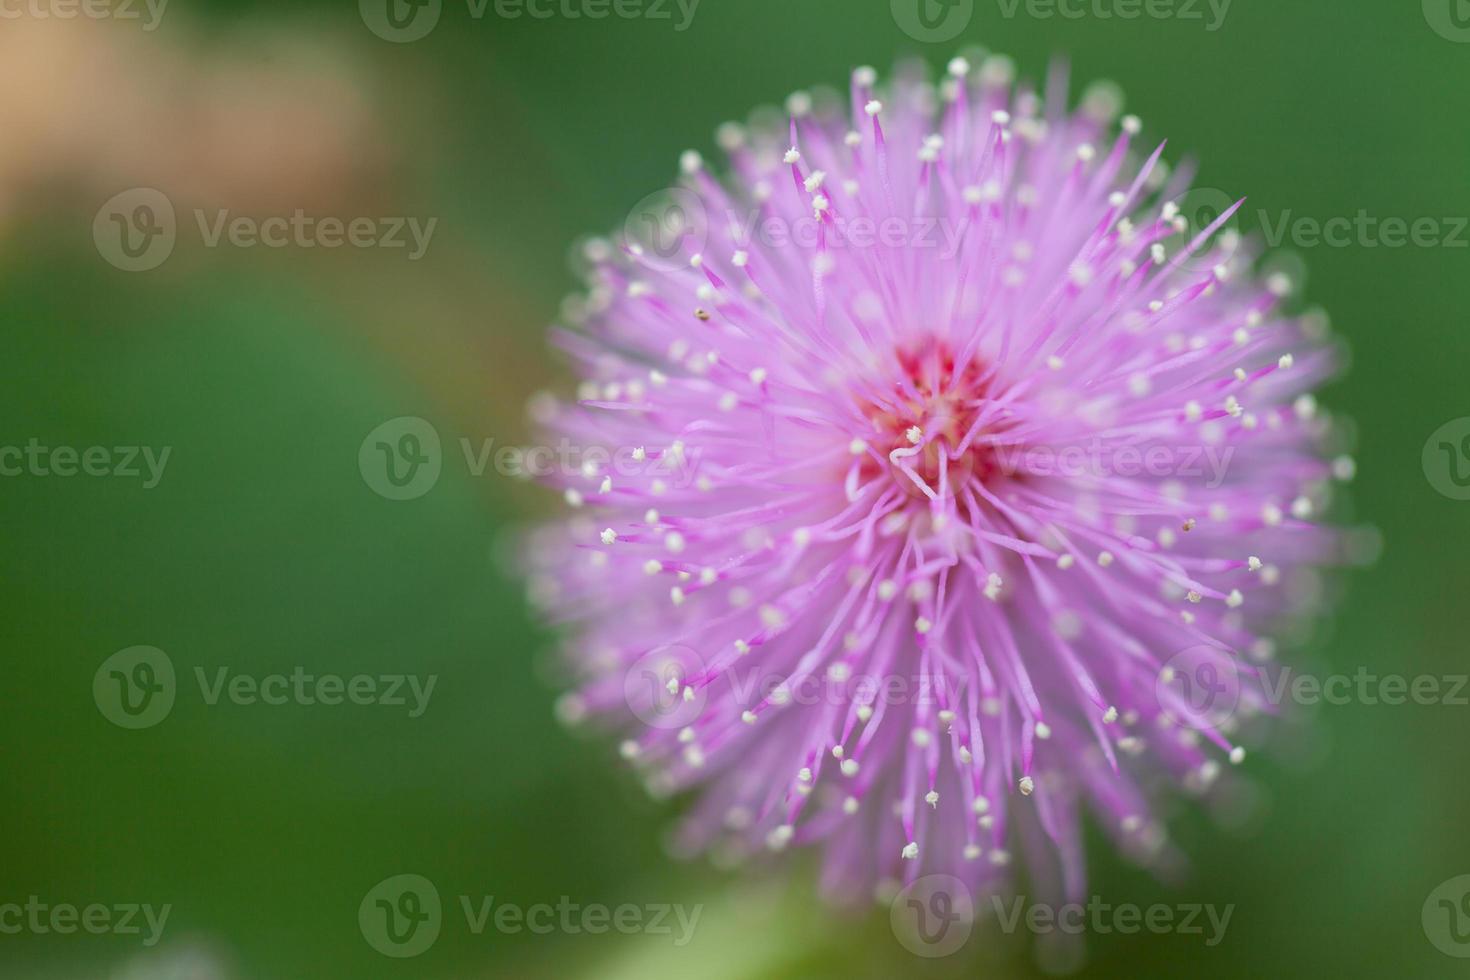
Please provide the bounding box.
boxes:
[527,57,1353,906]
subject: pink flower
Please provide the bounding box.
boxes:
[528,56,1351,905]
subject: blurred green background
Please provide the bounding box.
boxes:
[2,0,1467,976]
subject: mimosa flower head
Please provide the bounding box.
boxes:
[527,54,1352,906]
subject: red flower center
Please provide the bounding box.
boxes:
[859,338,1011,503]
